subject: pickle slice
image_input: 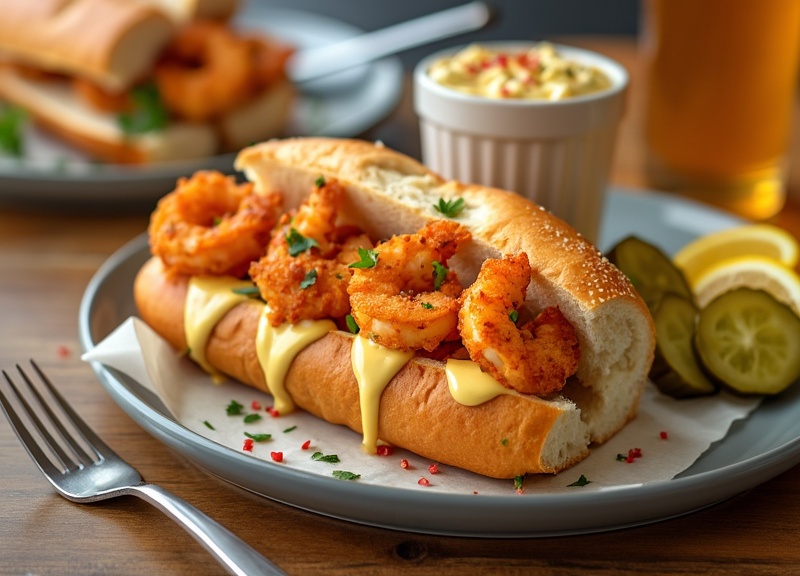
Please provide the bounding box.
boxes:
[650,294,717,398]
[607,236,693,312]
[694,288,800,395]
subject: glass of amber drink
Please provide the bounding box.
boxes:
[642,0,800,220]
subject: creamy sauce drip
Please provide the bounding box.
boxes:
[445,359,519,406]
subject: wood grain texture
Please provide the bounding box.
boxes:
[1,37,800,575]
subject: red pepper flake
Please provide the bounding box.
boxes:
[400,459,410,470]
[301,439,311,450]
[495,54,508,68]
[660,431,669,440]
[266,406,280,418]
[428,463,439,475]
[418,477,431,487]
[376,445,394,456]
[270,451,284,463]
[251,400,261,410]
[56,345,70,359]
[242,438,254,452]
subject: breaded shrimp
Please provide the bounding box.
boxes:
[347,220,471,352]
[249,178,372,326]
[458,253,580,396]
[148,170,282,278]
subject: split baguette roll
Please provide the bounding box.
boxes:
[135,137,656,478]
[0,0,175,92]
[141,0,238,23]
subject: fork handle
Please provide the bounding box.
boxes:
[126,484,287,576]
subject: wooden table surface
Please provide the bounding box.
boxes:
[2,37,800,576]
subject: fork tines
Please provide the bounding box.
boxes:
[0,360,100,474]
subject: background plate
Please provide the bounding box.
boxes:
[0,5,403,210]
[79,188,800,537]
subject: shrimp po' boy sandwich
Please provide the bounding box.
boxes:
[0,0,292,164]
[133,137,656,479]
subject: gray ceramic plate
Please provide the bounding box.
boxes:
[78,188,800,537]
[0,6,403,209]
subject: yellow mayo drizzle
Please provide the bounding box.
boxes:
[350,336,413,454]
[255,308,336,415]
[445,358,518,406]
[185,276,254,379]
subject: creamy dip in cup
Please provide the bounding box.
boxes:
[414,42,628,243]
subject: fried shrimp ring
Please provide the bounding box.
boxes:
[347,220,471,352]
[249,178,372,326]
[149,170,282,277]
[458,253,580,396]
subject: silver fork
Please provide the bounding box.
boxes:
[0,360,287,576]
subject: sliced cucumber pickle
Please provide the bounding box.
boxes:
[650,294,717,398]
[607,236,693,312]
[694,288,800,395]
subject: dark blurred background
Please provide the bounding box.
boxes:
[265,0,640,69]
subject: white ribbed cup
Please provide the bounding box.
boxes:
[413,42,628,243]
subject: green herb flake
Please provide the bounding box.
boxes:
[509,310,519,324]
[244,432,272,442]
[300,269,318,289]
[348,247,379,269]
[315,175,326,187]
[332,470,360,481]
[283,425,298,433]
[421,302,434,310]
[615,453,628,462]
[432,261,448,291]
[117,83,169,135]
[203,420,216,430]
[243,413,262,424]
[434,197,465,218]
[226,400,245,416]
[567,474,591,487]
[232,285,261,297]
[345,314,360,334]
[311,451,341,464]
[513,475,524,491]
[0,104,27,157]
[285,228,319,257]
[501,438,509,447]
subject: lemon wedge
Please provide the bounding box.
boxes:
[674,224,800,287]
[693,255,800,315]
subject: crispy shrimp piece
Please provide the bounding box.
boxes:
[153,21,255,122]
[347,220,471,352]
[249,179,372,326]
[149,171,282,277]
[458,253,580,396]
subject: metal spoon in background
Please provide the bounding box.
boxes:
[286,1,494,90]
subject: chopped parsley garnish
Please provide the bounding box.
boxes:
[0,104,26,157]
[513,475,524,491]
[434,197,465,218]
[283,425,298,433]
[348,247,379,269]
[232,285,261,297]
[345,314,360,334]
[243,413,262,424]
[117,83,169,135]
[244,432,272,442]
[315,175,326,187]
[508,310,519,323]
[203,420,215,430]
[286,228,319,256]
[432,261,448,290]
[421,302,434,310]
[332,470,360,481]
[226,400,245,416]
[501,438,509,446]
[311,451,341,463]
[300,268,318,289]
[567,474,591,487]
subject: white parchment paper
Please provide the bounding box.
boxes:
[83,317,761,495]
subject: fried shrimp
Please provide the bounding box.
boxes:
[348,220,471,352]
[149,170,282,277]
[153,21,290,122]
[458,253,580,396]
[249,178,372,326]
